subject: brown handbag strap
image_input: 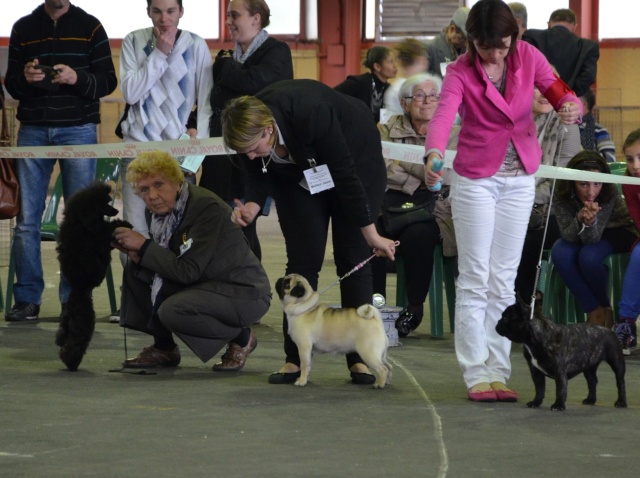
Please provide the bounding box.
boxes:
[1,102,9,143]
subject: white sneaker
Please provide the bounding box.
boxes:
[109,310,120,323]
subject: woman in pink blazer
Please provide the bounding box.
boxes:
[423,0,581,403]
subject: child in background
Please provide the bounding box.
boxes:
[551,151,638,329]
[613,129,640,354]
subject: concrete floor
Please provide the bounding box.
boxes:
[1,207,639,478]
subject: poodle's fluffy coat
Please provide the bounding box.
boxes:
[55,182,131,371]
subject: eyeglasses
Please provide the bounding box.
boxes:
[405,93,440,104]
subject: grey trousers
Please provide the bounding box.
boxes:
[120,262,270,362]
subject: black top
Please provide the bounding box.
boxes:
[198,36,293,201]
[523,26,599,97]
[244,79,387,227]
[334,72,390,123]
[5,4,117,126]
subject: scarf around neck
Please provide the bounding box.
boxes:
[150,181,190,305]
[535,111,564,168]
[233,29,269,64]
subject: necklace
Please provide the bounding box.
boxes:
[485,62,504,80]
[371,78,383,102]
[261,155,272,173]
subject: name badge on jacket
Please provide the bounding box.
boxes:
[179,237,193,257]
[303,158,334,194]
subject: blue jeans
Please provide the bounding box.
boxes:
[619,241,640,320]
[551,228,638,314]
[551,239,612,313]
[14,124,97,305]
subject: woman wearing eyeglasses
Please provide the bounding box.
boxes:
[423,0,582,403]
[372,73,459,337]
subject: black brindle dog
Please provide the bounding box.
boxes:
[496,301,626,411]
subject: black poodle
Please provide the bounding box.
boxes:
[55,182,131,371]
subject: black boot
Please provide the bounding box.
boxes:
[395,304,424,337]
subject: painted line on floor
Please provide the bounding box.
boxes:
[389,355,449,478]
[0,451,34,458]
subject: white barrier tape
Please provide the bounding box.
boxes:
[381,140,640,186]
[0,137,230,160]
[1,137,639,186]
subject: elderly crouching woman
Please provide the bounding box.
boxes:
[372,73,458,337]
[112,151,271,372]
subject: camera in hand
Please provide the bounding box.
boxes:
[34,65,60,91]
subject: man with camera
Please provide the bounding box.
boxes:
[4,0,117,322]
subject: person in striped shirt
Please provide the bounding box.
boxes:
[4,0,117,322]
[580,89,617,163]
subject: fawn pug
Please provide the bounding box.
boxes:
[275,274,392,388]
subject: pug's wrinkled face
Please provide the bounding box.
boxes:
[275,275,308,301]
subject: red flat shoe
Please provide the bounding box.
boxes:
[495,389,519,402]
[468,389,498,402]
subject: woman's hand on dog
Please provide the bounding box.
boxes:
[361,224,397,260]
[112,227,145,263]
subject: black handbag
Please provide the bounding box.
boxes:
[381,188,436,236]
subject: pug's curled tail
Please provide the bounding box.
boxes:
[356,304,381,320]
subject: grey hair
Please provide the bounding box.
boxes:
[508,2,527,29]
[398,73,443,105]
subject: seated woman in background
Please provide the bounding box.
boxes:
[613,129,640,354]
[372,73,458,337]
[551,151,638,328]
[113,151,271,372]
[334,46,397,123]
[514,86,582,305]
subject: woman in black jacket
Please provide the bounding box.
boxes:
[334,46,397,123]
[196,0,293,260]
[221,79,398,385]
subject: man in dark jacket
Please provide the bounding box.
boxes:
[4,0,117,322]
[523,8,599,97]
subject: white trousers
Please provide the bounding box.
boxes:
[450,171,535,388]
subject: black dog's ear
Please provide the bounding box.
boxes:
[100,203,119,217]
[515,292,528,309]
[275,277,285,298]
[514,293,534,316]
[290,282,306,298]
